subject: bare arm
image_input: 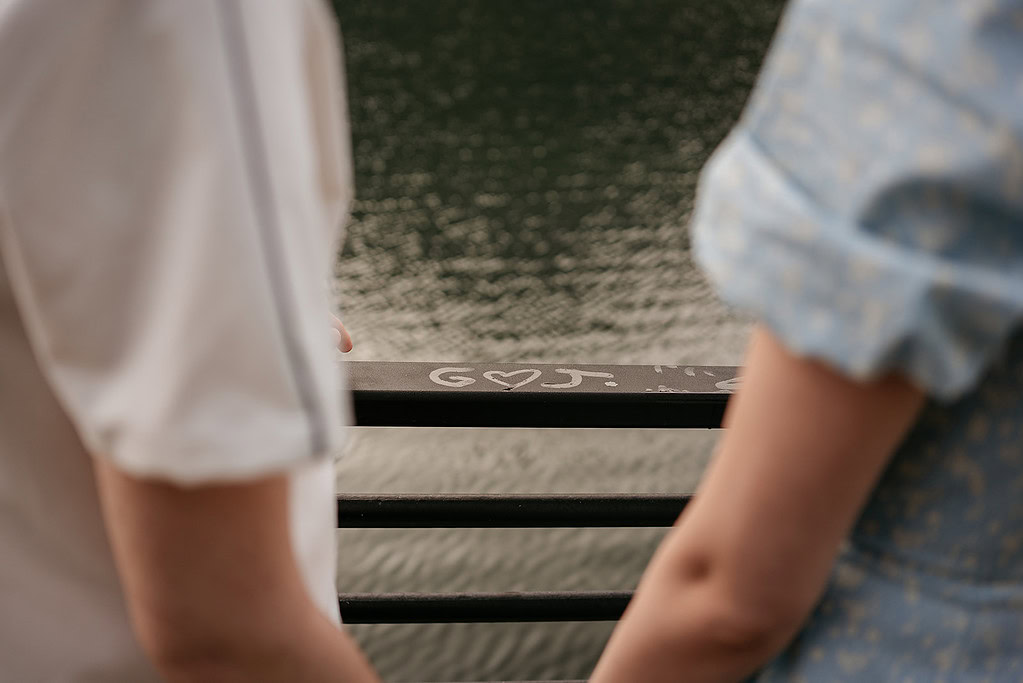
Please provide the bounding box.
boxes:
[94,460,380,683]
[591,327,925,682]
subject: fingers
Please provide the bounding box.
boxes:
[330,313,353,353]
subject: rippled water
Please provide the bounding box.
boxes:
[330,2,784,680]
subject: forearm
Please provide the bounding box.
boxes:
[155,604,378,683]
[296,613,380,683]
[590,531,796,683]
[264,606,380,683]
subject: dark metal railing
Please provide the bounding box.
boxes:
[336,493,691,528]
[347,361,738,429]
[338,361,738,680]
[338,591,633,624]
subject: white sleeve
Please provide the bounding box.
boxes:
[0,0,353,483]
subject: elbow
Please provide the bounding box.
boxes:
[650,552,813,661]
[137,629,242,683]
[130,610,273,683]
[694,591,807,659]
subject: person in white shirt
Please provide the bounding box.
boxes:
[0,1,378,680]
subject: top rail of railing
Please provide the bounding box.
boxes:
[348,361,741,428]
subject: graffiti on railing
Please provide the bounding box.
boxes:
[428,365,740,393]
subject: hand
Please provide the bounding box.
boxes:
[330,314,353,353]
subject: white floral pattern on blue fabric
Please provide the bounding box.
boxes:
[692,1,1023,680]
[693,0,1023,400]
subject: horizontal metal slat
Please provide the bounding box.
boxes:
[348,361,738,428]
[338,591,631,623]
[337,493,690,527]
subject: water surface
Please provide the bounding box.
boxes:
[330,2,784,679]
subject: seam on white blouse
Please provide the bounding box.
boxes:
[214,0,328,459]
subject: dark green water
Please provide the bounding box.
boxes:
[330,2,784,680]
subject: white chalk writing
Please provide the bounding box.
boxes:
[541,369,616,389]
[425,365,740,393]
[483,369,542,390]
[715,377,742,392]
[428,367,477,388]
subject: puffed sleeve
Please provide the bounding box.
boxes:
[692,0,1023,399]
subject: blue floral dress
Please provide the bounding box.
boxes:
[691,0,1023,679]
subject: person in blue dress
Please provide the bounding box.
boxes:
[592,0,1023,680]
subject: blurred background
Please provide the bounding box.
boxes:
[329,1,784,680]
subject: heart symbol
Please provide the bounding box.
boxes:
[483,369,542,390]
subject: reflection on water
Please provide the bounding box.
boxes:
[330,1,783,680]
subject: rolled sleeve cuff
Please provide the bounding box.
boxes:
[692,133,1023,400]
